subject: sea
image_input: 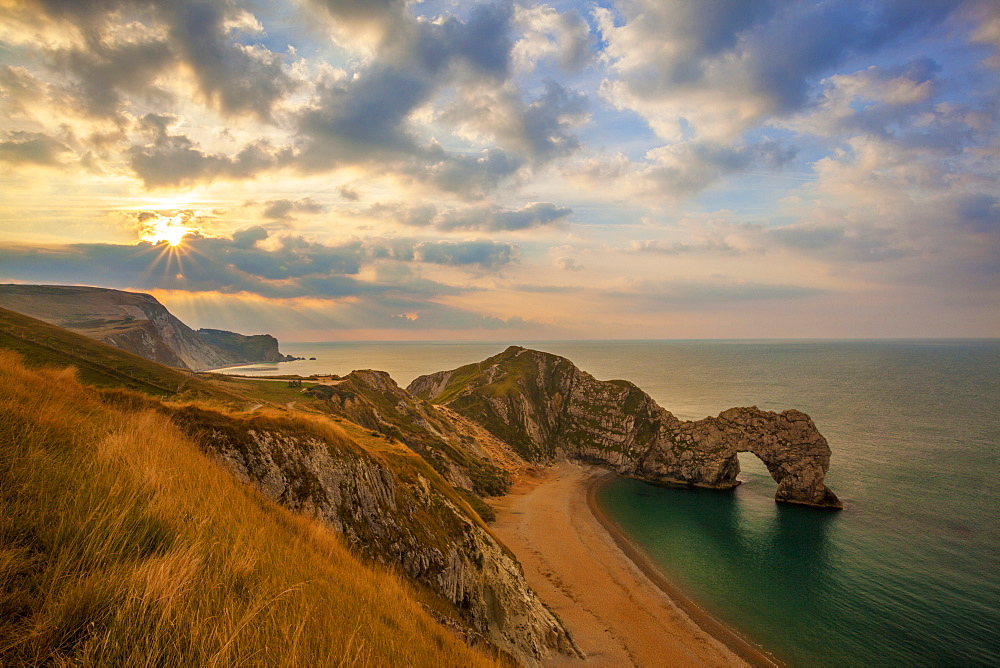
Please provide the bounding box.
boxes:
[218,340,1000,667]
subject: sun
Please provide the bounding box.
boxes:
[141,216,193,247]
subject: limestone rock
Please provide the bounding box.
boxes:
[409,346,842,509]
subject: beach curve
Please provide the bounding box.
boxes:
[490,461,780,667]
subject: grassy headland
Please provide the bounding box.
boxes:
[0,348,498,666]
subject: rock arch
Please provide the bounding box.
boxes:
[637,407,842,508]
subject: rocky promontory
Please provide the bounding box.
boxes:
[196,328,297,364]
[409,346,841,509]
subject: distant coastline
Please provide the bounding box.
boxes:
[585,471,781,668]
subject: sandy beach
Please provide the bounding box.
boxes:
[491,461,779,667]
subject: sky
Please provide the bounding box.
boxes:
[0,0,997,341]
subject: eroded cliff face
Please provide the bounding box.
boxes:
[169,406,580,665]
[0,285,233,371]
[409,346,842,509]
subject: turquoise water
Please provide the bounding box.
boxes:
[222,340,1000,666]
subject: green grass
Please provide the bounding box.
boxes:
[201,375,321,406]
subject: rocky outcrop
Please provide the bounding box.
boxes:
[169,406,580,665]
[304,369,521,498]
[409,346,842,509]
[196,328,296,363]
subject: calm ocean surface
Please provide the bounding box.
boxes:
[220,340,1000,667]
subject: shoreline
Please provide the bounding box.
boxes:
[585,470,781,668]
[491,461,766,666]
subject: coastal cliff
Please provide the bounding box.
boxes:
[169,406,580,665]
[409,346,841,509]
[0,285,293,371]
[196,328,296,363]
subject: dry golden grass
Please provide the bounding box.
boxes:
[0,350,498,667]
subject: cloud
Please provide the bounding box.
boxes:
[554,256,583,271]
[439,79,588,165]
[337,185,360,201]
[362,201,572,232]
[597,0,961,141]
[570,137,797,200]
[294,4,514,167]
[767,224,916,262]
[435,202,572,232]
[630,238,746,256]
[161,1,296,120]
[128,113,287,188]
[605,278,826,307]
[0,131,73,167]
[414,240,517,269]
[52,35,175,120]
[417,147,525,196]
[967,1,1000,68]
[262,197,324,220]
[0,227,519,300]
[513,4,595,72]
[12,0,296,121]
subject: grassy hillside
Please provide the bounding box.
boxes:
[0,306,235,400]
[0,349,498,666]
